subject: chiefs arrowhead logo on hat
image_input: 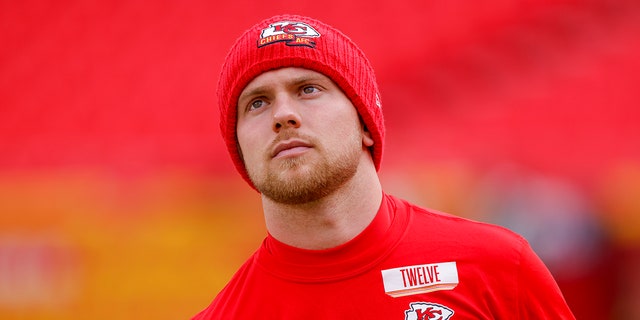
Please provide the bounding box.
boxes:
[258,20,321,48]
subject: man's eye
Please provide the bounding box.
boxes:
[250,99,265,110]
[302,86,318,94]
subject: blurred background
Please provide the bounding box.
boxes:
[1,0,639,319]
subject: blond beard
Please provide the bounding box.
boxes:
[248,135,362,205]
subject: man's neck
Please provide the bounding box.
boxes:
[261,165,383,250]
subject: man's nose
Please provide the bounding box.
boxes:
[272,95,302,132]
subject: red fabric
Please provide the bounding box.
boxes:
[193,194,575,319]
[217,15,384,189]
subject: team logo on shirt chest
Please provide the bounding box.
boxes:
[405,302,454,320]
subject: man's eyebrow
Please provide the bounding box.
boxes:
[239,75,329,101]
[289,75,327,85]
[238,86,269,103]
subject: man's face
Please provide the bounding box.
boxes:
[236,67,374,204]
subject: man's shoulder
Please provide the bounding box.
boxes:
[191,251,265,319]
[389,194,528,250]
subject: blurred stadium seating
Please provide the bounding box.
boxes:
[1,0,638,318]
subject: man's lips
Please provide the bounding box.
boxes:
[271,140,313,158]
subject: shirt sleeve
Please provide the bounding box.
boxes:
[516,240,576,319]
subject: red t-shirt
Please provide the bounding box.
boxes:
[193,193,575,319]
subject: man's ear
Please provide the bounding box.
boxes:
[362,125,374,147]
[236,140,245,164]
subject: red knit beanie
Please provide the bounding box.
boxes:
[218,14,384,189]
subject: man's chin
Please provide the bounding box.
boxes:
[255,168,332,205]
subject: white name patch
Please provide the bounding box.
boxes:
[381,262,458,298]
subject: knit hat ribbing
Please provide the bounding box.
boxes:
[218,14,384,189]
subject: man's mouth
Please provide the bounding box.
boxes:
[272,140,313,158]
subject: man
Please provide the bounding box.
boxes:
[193,14,575,319]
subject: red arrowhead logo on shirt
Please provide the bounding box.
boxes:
[405,302,454,320]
